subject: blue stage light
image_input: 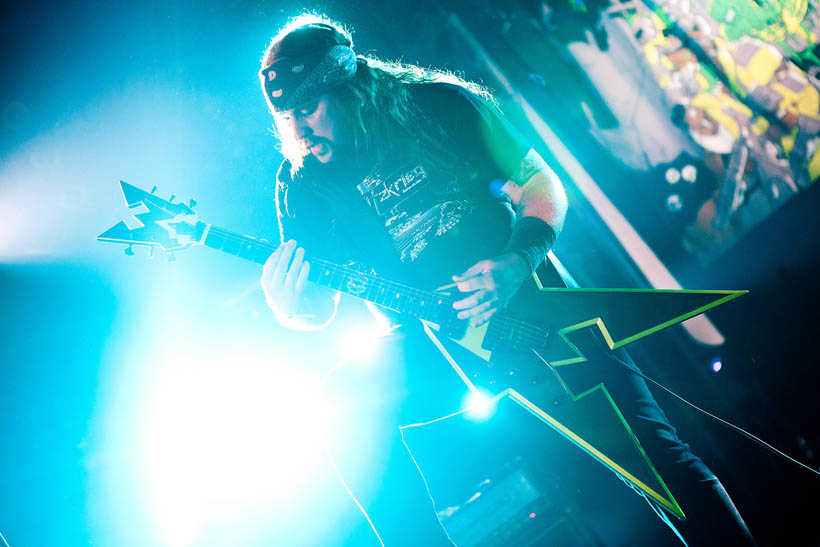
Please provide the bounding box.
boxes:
[130,346,339,546]
[336,317,395,364]
[463,390,496,421]
[711,357,722,372]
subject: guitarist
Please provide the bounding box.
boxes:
[257,15,754,546]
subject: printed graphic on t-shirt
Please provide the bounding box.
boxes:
[356,161,471,262]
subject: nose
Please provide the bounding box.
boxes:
[292,117,313,140]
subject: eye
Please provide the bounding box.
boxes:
[297,102,319,117]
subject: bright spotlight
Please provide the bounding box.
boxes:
[711,358,722,372]
[463,390,496,421]
[337,322,395,364]
[135,348,338,546]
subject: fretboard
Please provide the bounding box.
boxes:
[201,223,456,323]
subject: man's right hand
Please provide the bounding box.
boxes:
[261,239,310,320]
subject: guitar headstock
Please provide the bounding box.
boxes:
[98,181,206,257]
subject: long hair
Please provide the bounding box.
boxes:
[261,13,496,176]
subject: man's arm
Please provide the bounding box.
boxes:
[452,148,568,326]
[266,166,340,331]
[499,148,567,233]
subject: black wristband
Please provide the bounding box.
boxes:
[503,216,557,275]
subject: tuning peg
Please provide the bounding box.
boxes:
[151,185,158,194]
[124,245,135,256]
[169,194,176,203]
[148,246,155,260]
[188,198,197,208]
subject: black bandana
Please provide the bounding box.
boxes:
[259,44,357,112]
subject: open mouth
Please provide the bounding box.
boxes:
[309,142,328,156]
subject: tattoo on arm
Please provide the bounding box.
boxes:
[499,149,568,232]
[510,153,541,187]
[500,149,548,204]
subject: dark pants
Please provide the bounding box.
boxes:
[568,336,756,546]
[329,325,755,546]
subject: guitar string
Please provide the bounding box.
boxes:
[206,225,550,346]
[205,225,518,317]
[206,226,551,348]
[205,226,545,343]
[206,226,465,318]
[205,225,550,346]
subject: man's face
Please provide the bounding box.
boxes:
[279,94,338,164]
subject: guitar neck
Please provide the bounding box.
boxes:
[201,224,454,322]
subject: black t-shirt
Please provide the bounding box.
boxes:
[275,82,532,289]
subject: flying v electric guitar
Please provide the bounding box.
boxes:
[98,180,746,519]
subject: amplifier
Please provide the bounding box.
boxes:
[437,466,601,546]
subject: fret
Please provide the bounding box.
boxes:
[311,264,325,286]
[252,244,272,264]
[390,288,402,313]
[388,289,402,312]
[203,227,273,263]
[220,236,242,256]
[331,269,345,292]
[377,286,396,311]
[374,285,388,308]
[327,266,341,290]
[406,294,418,315]
[427,296,440,322]
[322,266,337,290]
[237,240,258,261]
[411,294,422,317]
[420,297,428,318]
[409,294,423,317]
[385,284,398,309]
[425,298,439,322]
[364,276,380,303]
[422,305,441,323]
[323,268,335,289]
[411,296,422,320]
[203,230,226,252]
[372,281,389,307]
[387,289,401,311]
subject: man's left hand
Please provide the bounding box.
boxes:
[452,252,531,327]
